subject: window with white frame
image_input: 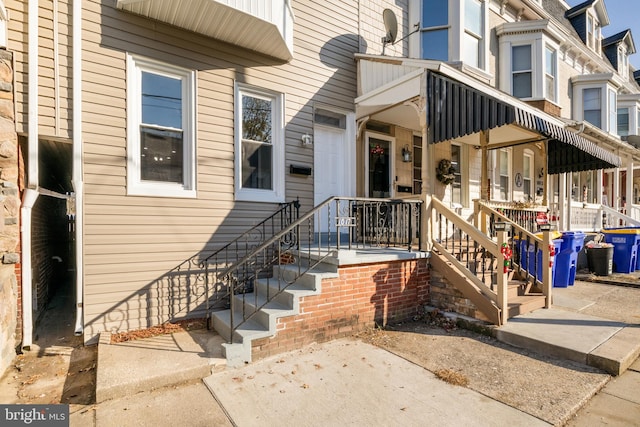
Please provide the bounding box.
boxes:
[618,107,629,137]
[544,46,557,102]
[583,88,602,128]
[499,149,510,201]
[411,0,487,70]
[587,14,600,53]
[523,151,533,201]
[512,45,532,99]
[235,84,284,203]
[618,46,628,76]
[463,0,483,68]
[126,54,195,197]
[420,0,449,61]
[608,89,617,135]
[451,144,462,206]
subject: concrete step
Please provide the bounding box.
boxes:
[496,308,640,375]
[95,330,226,403]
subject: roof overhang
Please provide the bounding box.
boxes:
[116,0,294,62]
[355,55,621,174]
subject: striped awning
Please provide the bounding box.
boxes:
[426,71,621,174]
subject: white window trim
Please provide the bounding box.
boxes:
[497,148,512,202]
[498,32,559,103]
[544,45,558,103]
[126,54,196,198]
[234,82,285,203]
[523,150,534,201]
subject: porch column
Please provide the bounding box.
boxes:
[626,157,633,215]
[418,91,431,251]
[596,170,603,205]
[479,131,490,234]
[558,173,567,231]
[480,130,489,202]
[567,172,573,231]
[613,167,621,212]
[541,141,547,206]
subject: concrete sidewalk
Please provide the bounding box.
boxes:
[88,280,640,426]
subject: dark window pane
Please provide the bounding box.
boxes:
[142,72,182,129]
[242,96,272,143]
[422,29,448,61]
[140,126,183,183]
[242,140,272,190]
[423,0,448,27]
[513,72,532,98]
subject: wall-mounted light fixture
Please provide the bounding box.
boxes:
[301,133,313,146]
[401,144,412,162]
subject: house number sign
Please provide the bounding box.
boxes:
[335,217,356,227]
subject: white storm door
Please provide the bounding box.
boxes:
[314,125,347,233]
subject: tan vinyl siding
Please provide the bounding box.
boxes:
[8,0,73,137]
[8,0,360,340]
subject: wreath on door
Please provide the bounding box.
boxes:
[436,159,456,185]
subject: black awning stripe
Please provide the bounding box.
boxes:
[426,70,621,174]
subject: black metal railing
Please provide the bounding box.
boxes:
[202,196,422,343]
[200,199,300,314]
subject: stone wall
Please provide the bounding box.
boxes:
[0,49,21,377]
[251,259,430,360]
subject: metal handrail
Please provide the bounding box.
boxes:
[203,196,423,342]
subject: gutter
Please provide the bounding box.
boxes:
[72,0,84,336]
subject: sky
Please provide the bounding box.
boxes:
[566,0,640,70]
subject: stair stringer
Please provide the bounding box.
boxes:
[214,262,339,367]
[430,251,502,325]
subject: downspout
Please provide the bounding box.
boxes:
[22,0,39,350]
[72,0,84,336]
[20,190,38,350]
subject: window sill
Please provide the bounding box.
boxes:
[128,183,196,198]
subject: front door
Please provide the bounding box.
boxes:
[366,134,393,198]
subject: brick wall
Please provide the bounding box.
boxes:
[251,259,429,360]
[0,49,21,377]
[429,269,490,323]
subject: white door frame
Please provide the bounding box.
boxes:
[364,132,395,198]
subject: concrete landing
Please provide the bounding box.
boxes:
[96,329,226,403]
[496,308,640,375]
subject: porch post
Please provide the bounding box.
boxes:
[567,172,573,231]
[480,130,489,234]
[558,173,567,231]
[541,229,553,309]
[626,157,633,215]
[418,82,431,251]
[497,229,508,325]
[596,170,603,205]
[613,167,621,212]
[541,141,547,206]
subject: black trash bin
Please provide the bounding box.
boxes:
[586,246,613,276]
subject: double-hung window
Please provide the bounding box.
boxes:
[618,108,629,138]
[499,149,510,201]
[523,151,533,201]
[451,144,462,206]
[583,88,602,128]
[420,0,449,61]
[608,89,617,135]
[235,84,284,203]
[463,0,483,68]
[512,45,532,98]
[127,54,195,197]
[544,46,557,102]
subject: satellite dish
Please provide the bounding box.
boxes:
[382,9,398,53]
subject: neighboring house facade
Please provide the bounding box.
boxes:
[3,0,640,372]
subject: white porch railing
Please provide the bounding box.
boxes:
[569,204,640,231]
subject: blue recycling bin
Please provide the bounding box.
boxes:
[554,231,586,287]
[602,228,640,273]
[515,236,562,284]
